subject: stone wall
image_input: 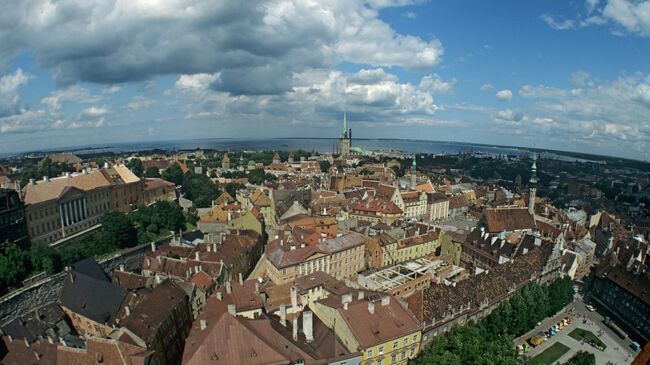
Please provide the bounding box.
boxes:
[0,240,158,325]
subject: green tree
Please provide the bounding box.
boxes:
[100,212,138,249]
[29,243,61,275]
[0,243,29,290]
[162,163,185,186]
[248,168,276,185]
[126,158,144,177]
[144,166,161,178]
[224,182,245,198]
[359,167,372,176]
[319,160,331,173]
[183,174,219,208]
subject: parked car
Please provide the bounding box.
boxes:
[586,304,596,312]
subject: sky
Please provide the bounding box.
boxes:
[0,0,649,160]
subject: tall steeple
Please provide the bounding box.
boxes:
[411,155,417,189]
[528,153,537,215]
[339,111,351,156]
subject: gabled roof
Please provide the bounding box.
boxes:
[22,170,112,205]
[59,259,126,326]
[485,207,535,233]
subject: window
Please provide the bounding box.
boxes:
[412,334,418,342]
[403,338,408,346]
[393,341,399,349]
[379,346,384,355]
[391,353,397,364]
[367,349,373,357]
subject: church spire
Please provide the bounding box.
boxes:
[342,111,347,138]
[529,153,538,185]
[528,153,537,215]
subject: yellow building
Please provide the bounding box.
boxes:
[382,229,440,267]
[312,292,422,365]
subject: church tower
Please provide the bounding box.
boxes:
[339,111,351,156]
[411,155,417,189]
[528,154,538,215]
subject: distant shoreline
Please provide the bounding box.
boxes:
[0,137,644,164]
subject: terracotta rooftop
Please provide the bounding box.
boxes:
[22,169,112,205]
[485,207,536,233]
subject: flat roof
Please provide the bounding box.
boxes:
[358,257,458,292]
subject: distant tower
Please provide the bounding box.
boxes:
[222,153,230,170]
[272,152,281,164]
[528,154,538,215]
[411,155,417,189]
[339,112,351,156]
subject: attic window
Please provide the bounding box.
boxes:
[96,352,103,363]
[210,352,218,360]
[250,351,258,358]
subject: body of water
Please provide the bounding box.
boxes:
[6,138,594,163]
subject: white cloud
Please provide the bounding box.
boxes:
[495,89,513,101]
[418,74,456,94]
[543,0,650,37]
[540,14,576,30]
[0,69,33,117]
[79,106,108,118]
[602,0,650,36]
[41,85,102,112]
[480,83,494,92]
[127,95,156,110]
[102,85,121,94]
[402,11,417,19]
[0,0,443,92]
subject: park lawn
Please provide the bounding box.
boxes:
[569,328,607,350]
[530,342,571,365]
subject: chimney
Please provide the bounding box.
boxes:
[43,176,49,182]
[343,301,349,310]
[290,286,298,311]
[195,251,200,261]
[104,162,109,169]
[155,274,161,284]
[357,291,364,300]
[216,292,223,301]
[280,305,287,326]
[255,282,259,292]
[125,306,131,316]
[65,172,71,178]
[227,212,232,221]
[292,317,298,341]
[29,178,35,185]
[227,304,236,316]
[226,281,232,294]
[303,311,314,343]
[381,295,390,306]
[368,302,375,314]
[200,319,207,331]
[207,244,211,253]
[150,242,156,252]
[238,272,243,285]
[119,264,125,272]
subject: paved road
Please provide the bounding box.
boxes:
[515,293,637,365]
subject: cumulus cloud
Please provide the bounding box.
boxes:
[503,73,650,155]
[79,106,108,118]
[173,67,444,125]
[419,74,456,94]
[0,0,443,94]
[402,11,417,19]
[41,85,102,112]
[0,69,33,117]
[480,83,494,92]
[495,89,513,101]
[542,0,650,37]
[540,14,575,30]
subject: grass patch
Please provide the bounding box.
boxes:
[568,328,607,350]
[530,342,571,365]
